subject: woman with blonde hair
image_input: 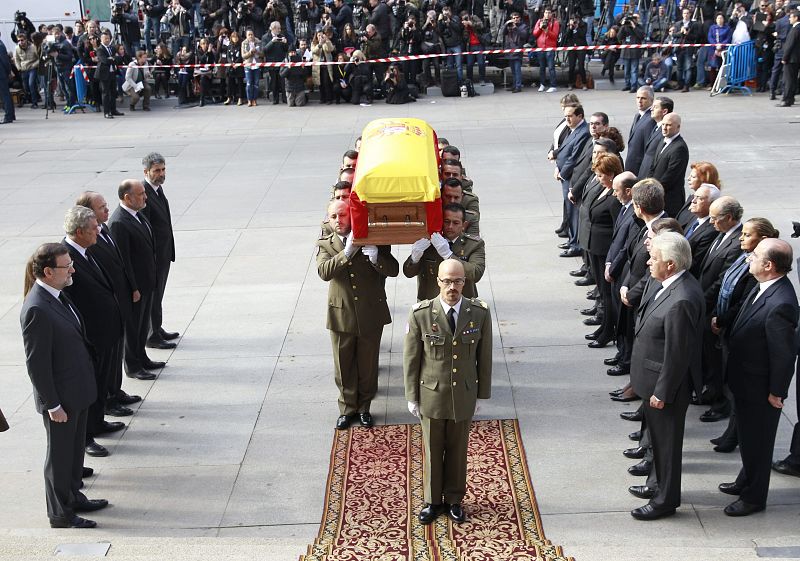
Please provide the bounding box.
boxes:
[311,29,335,104]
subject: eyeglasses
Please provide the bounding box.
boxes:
[589,121,604,126]
[51,261,74,269]
[437,277,466,286]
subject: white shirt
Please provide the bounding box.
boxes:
[662,132,681,150]
[64,237,89,260]
[120,203,142,222]
[654,270,686,301]
[752,276,783,303]
[439,297,463,332]
[718,222,741,246]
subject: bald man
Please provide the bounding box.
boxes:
[646,113,689,217]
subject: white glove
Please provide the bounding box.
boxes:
[430,232,453,259]
[343,231,355,258]
[410,238,432,263]
[407,401,420,418]
[362,244,378,264]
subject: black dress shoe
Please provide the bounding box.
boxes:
[628,485,655,499]
[699,409,729,422]
[718,482,743,495]
[558,242,570,250]
[586,290,598,300]
[570,268,588,277]
[126,370,156,380]
[419,503,443,524]
[557,230,569,238]
[588,340,610,349]
[146,339,177,349]
[560,248,582,257]
[335,414,354,430]
[73,498,109,512]
[628,460,652,476]
[143,360,166,369]
[103,114,114,119]
[115,391,142,405]
[631,503,675,520]
[772,459,800,477]
[575,277,596,286]
[585,333,598,341]
[359,412,374,427]
[105,404,133,417]
[629,430,642,441]
[82,467,94,478]
[111,111,125,116]
[611,393,640,402]
[608,365,630,376]
[709,436,723,445]
[713,441,737,453]
[160,329,180,340]
[85,440,109,457]
[604,357,620,366]
[621,410,642,422]
[50,515,97,529]
[724,499,765,517]
[610,388,625,397]
[623,446,647,459]
[555,227,567,235]
[769,92,776,100]
[776,102,792,107]
[581,306,598,316]
[95,421,125,435]
[448,503,466,523]
[583,315,603,326]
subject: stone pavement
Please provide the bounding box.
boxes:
[0,81,799,561]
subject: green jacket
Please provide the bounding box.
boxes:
[316,233,399,334]
[404,297,492,421]
[462,191,480,236]
[402,234,486,301]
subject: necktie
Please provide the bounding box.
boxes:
[101,229,115,246]
[447,308,456,334]
[685,219,699,238]
[58,293,80,327]
[708,233,723,255]
[617,205,627,223]
[137,212,153,236]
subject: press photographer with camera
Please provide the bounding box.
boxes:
[233,0,264,37]
[262,21,289,104]
[438,5,464,82]
[420,10,443,86]
[111,1,143,56]
[262,0,289,37]
[141,0,168,53]
[13,33,39,108]
[502,11,528,93]
[368,0,392,51]
[399,15,422,82]
[200,0,229,35]
[672,7,703,92]
[344,49,374,105]
[617,12,644,92]
[462,12,487,85]
[43,27,79,111]
[311,29,336,104]
[533,6,559,92]
[164,0,193,57]
[383,61,417,103]
[11,11,36,44]
[329,0,354,36]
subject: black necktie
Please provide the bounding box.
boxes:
[447,308,456,334]
[708,233,723,255]
[137,212,153,236]
[58,293,80,327]
[617,205,627,223]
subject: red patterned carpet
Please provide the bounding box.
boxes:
[300,419,573,561]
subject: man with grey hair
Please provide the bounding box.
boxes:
[646,113,689,217]
[685,184,721,277]
[625,86,656,175]
[61,207,126,458]
[628,231,704,520]
[139,153,179,350]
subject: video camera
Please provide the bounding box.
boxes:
[11,10,36,43]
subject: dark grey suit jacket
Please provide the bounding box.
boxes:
[636,122,663,179]
[685,218,718,278]
[140,180,176,266]
[108,206,157,295]
[648,134,690,217]
[625,111,656,174]
[698,224,743,312]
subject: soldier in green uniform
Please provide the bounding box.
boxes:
[441,178,480,237]
[441,152,475,192]
[404,203,486,301]
[320,181,352,237]
[317,200,399,430]
[404,258,493,525]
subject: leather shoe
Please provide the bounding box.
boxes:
[143,360,166,369]
[772,459,800,477]
[583,315,603,326]
[146,339,177,349]
[111,111,125,116]
[50,515,97,529]
[126,370,156,380]
[620,410,642,422]
[160,329,180,340]
[588,340,610,349]
[585,332,598,341]
[724,499,765,517]
[569,268,588,277]
[359,412,374,427]
[335,414,354,430]
[116,391,142,405]
[713,441,737,453]
[557,242,570,249]
[82,467,94,478]
[631,503,675,520]
[611,393,640,402]
[560,248,582,257]
[103,114,114,119]
[73,498,109,512]
[448,503,466,523]
[608,365,630,376]
[604,357,620,366]
[623,446,647,459]
[105,404,133,417]
[609,388,625,397]
[95,421,125,435]
[776,102,792,107]
[557,230,569,238]
[709,436,723,445]
[629,430,642,441]
[574,276,595,286]
[718,482,743,496]
[628,485,655,499]
[581,306,598,316]
[628,460,652,476]
[419,503,443,525]
[85,440,109,457]
[586,289,598,299]
[699,409,729,422]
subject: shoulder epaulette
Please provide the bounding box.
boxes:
[470,298,489,309]
[412,299,431,311]
[318,231,335,241]
[463,233,481,242]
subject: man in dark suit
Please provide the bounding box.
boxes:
[109,180,163,381]
[95,30,123,119]
[624,86,656,175]
[629,232,704,520]
[637,96,673,181]
[20,243,108,528]
[77,192,142,416]
[684,184,721,278]
[647,113,689,217]
[62,207,126,459]
[555,103,591,257]
[721,239,799,515]
[697,196,744,420]
[777,10,799,107]
[0,33,15,124]
[139,153,179,350]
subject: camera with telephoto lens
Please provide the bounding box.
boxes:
[540,18,548,28]
[14,10,27,22]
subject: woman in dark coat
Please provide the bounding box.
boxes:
[226,31,246,104]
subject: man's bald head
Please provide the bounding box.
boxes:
[327,200,351,236]
[438,259,466,305]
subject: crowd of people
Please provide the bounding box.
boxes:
[1,0,799,122]
[549,86,800,519]
[18,153,179,528]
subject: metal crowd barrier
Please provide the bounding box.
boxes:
[711,40,757,96]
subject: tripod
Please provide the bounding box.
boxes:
[43,60,57,120]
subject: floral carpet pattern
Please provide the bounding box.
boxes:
[300,419,573,561]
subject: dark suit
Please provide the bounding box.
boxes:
[109,206,157,375]
[618,222,651,371]
[781,23,800,106]
[675,193,695,230]
[625,111,656,175]
[631,272,704,511]
[61,240,124,441]
[556,120,591,250]
[727,277,799,507]
[637,122,663,180]
[20,283,98,524]
[95,42,118,115]
[684,218,717,278]
[140,180,176,342]
[648,135,689,217]
[585,187,622,342]
[607,205,640,361]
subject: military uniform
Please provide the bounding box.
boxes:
[403,235,486,301]
[404,297,492,505]
[461,191,481,237]
[317,233,399,415]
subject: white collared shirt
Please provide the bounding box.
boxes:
[718,222,742,246]
[64,237,88,260]
[35,278,61,300]
[752,276,783,303]
[654,270,686,300]
[440,297,463,331]
[662,132,681,150]
[120,203,142,222]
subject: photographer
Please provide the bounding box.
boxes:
[383,62,417,102]
[672,7,702,91]
[368,0,392,51]
[329,0,354,36]
[241,28,262,106]
[563,15,588,90]
[360,23,387,86]
[111,1,143,56]
[598,25,620,84]
[233,0,264,38]
[142,0,168,54]
[45,28,79,110]
[438,5,464,82]
[262,0,289,36]
[11,11,36,44]
[200,0,230,35]
[502,11,528,92]
[279,50,308,106]
[312,29,335,103]
[618,12,644,91]
[123,50,153,110]
[298,0,323,37]
[262,21,289,104]
[648,4,670,42]
[165,0,194,57]
[400,15,423,83]
[533,7,559,91]
[345,49,374,105]
[420,10,443,86]
[14,33,40,107]
[640,51,669,90]
[150,42,174,98]
[462,12,486,85]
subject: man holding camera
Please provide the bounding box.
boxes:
[111,1,143,56]
[165,0,193,57]
[142,0,168,54]
[262,20,289,104]
[330,0,354,36]
[618,13,644,92]
[533,7,559,92]
[368,0,392,52]
[438,5,464,83]
[502,12,528,93]
[673,8,703,92]
[46,28,79,111]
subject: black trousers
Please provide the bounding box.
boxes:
[645,380,689,510]
[149,261,170,342]
[789,359,800,464]
[227,72,244,99]
[100,76,117,115]
[43,408,88,523]
[589,252,614,343]
[319,69,334,102]
[124,290,153,374]
[268,68,283,101]
[107,338,125,402]
[782,61,798,106]
[86,345,116,440]
[734,394,782,506]
[567,51,586,87]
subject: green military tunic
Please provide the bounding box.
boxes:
[402,234,486,301]
[404,297,492,504]
[461,190,480,237]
